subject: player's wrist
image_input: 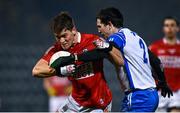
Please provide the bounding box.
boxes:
[106,43,113,52]
[157,80,168,88]
[55,64,76,77]
[158,80,167,84]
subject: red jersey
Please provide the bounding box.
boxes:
[42,32,112,109]
[48,76,71,96]
[149,38,180,91]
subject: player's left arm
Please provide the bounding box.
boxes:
[148,49,173,98]
[52,42,124,67]
[77,40,124,66]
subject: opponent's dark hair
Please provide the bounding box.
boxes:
[51,12,74,34]
[96,7,124,28]
[163,16,179,26]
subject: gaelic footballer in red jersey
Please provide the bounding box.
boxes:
[32,12,112,112]
[149,16,180,112]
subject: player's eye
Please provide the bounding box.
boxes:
[56,34,65,39]
[97,25,101,28]
[170,24,176,27]
[55,36,59,39]
[164,24,169,27]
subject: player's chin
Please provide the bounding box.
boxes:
[62,45,70,50]
[103,35,109,39]
[101,34,108,39]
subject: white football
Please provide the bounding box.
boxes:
[49,51,71,66]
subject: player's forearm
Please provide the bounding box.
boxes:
[33,67,55,78]
[148,49,166,82]
[32,59,56,78]
[77,49,109,62]
[109,47,124,66]
[49,49,109,68]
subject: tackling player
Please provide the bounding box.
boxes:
[32,12,113,112]
[149,16,180,112]
[95,7,171,112]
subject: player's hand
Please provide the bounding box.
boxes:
[93,39,112,52]
[157,81,173,98]
[93,38,109,49]
[55,64,76,77]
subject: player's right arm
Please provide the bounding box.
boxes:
[32,58,56,78]
[32,46,57,77]
[32,46,75,78]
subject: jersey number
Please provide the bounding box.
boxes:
[139,39,148,64]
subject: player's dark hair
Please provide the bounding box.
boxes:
[51,12,74,34]
[163,16,179,26]
[96,7,124,28]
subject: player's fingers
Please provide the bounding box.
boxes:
[167,89,173,98]
[168,92,171,98]
[170,91,173,96]
[161,90,166,97]
[168,91,173,98]
[161,91,164,97]
[93,40,101,47]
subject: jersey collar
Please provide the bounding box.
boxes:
[163,37,180,44]
[77,32,81,43]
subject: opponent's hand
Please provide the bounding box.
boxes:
[93,39,111,50]
[157,81,173,98]
[55,64,76,77]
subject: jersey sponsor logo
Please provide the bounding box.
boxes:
[159,55,180,68]
[99,98,104,105]
[168,49,176,54]
[108,38,114,42]
[158,49,165,54]
[74,62,95,80]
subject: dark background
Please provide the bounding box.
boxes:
[0,0,180,111]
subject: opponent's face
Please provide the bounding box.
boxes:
[54,29,75,50]
[163,19,179,39]
[96,19,112,39]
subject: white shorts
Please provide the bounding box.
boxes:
[158,89,180,111]
[49,96,68,112]
[57,95,112,112]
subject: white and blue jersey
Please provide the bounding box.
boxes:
[107,28,156,91]
[107,28,158,112]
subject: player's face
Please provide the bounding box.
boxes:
[163,19,179,39]
[54,29,75,50]
[96,19,112,39]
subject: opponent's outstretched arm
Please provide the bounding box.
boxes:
[52,41,124,67]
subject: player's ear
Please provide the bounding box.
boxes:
[108,21,114,28]
[176,25,179,32]
[72,27,77,35]
[107,21,114,31]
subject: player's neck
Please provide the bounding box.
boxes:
[73,31,80,46]
[112,27,119,34]
[164,36,177,45]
